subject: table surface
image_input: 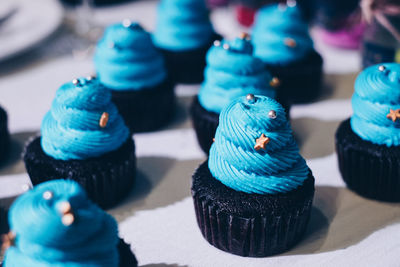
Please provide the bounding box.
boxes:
[0,1,399,266]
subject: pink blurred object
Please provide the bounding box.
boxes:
[207,0,229,8]
[235,5,256,27]
[318,21,366,49]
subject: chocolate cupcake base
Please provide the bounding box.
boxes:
[118,238,138,267]
[266,50,323,104]
[335,119,400,202]
[23,137,136,209]
[0,106,10,164]
[111,78,175,133]
[158,33,223,85]
[191,161,315,257]
[190,96,291,154]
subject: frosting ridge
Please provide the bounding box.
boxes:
[41,77,130,160]
[252,3,314,64]
[351,63,400,146]
[153,0,215,51]
[198,36,276,113]
[4,179,119,266]
[209,95,309,194]
[95,22,167,90]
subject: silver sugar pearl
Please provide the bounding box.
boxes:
[223,43,230,50]
[122,19,132,28]
[379,65,386,72]
[213,40,221,47]
[21,183,31,192]
[268,110,277,119]
[246,94,255,103]
[108,42,115,49]
[86,75,95,81]
[72,79,79,85]
[287,0,297,7]
[43,191,53,200]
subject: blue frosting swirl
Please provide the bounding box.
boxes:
[351,63,400,146]
[153,0,215,51]
[94,22,167,90]
[209,95,309,194]
[41,77,130,160]
[252,3,314,64]
[3,179,119,267]
[198,36,276,113]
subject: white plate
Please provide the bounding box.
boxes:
[0,0,63,62]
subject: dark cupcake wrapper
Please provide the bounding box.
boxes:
[190,96,219,154]
[118,238,138,267]
[0,106,10,164]
[190,96,291,154]
[157,32,223,85]
[191,161,315,257]
[335,119,400,202]
[111,78,176,133]
[23,136,136,209]
[361,41,397,69]
[266,50,323,104]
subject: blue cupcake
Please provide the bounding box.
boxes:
[191,94,315,256]
[94,21,175,133]
[23,77,136,209]
[153,0,222,84]
[252,2,323,103]
[2,179,137,266]
[336,63,400,202]
[190,33,286,153]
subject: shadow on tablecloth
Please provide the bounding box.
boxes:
[285,186,400,255]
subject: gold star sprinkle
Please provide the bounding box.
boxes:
[270,77,280,88]
[254,134,270,151]
[386,109,400,122]
[284,37,297,48]
[99,112,109,128]
[239,32,251,40]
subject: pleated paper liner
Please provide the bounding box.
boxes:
[190,97,219,154]
[118,238,138,267]
[267,50,323,104]
[336,119,400,202]
[24,137,136,209]
[0,106,10,164]
[157,32,223,85]
[111,78,176,133]
[191,161,315,257]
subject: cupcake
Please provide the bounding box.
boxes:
[153,0,222,84]
[192,95,315,256]
[314,0,360,30]
[0,105,10,164]
[252,2,323,103]
[23,77,136,209]
[361,2,400,68]
[190,34,287,154]
[2,179,138,266]
[94,21,175,133]
[336,63,400,202]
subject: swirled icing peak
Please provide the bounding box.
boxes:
[209,95,309,194]
[351,63,400,146]
[153,0,215,51]
[41,77,130,160]
[94,21,167,90]
[252,3,314,64]
[3,179,119,266]
[198,35,276,113]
